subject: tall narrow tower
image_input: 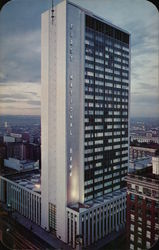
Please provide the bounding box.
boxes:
[41,0,130,247]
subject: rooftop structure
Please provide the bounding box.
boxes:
[130,144,159,160]
[131,135,159,144]
[129,157,152,173]
[4,169,41,193]
[4,157,37,172]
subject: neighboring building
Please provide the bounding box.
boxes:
[0,135,3,144]
[0,143,7,169]
[3,135,16,143]
[4,157,37,172]
[130,145,159,160]
[22,132,30,142]
[152,156,159,175]
[0,170,41,225]
[131,135,159,144]
[41,0,130,248]
[129,157,152,173]
[6,142,26,160]
[4,142,41,167]
[25,143,41,163]
[4,133,22,143]
[125,158,159,250]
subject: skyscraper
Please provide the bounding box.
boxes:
[41,0,130,247]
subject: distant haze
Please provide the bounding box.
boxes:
[0,0,158,117]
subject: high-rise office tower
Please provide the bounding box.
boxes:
[41,0,130,247]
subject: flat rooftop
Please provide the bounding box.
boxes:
[2,169,41,194]
[125,166,159,189]
[128,166,159,180]
[68,188,126,213]
[129,157,152,172]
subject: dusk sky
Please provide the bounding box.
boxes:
[0,0,158,117]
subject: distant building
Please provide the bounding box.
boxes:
[6,142,26,160]
[4,157,37,172]
[4,121,12,134]
[4,134,22,143]
[129,145,159,160]
[25,143,41,163]
[4,121,8,128]
[22,132,30,142]
[131,135,159,144]
[125,157,159,250]
[0,135,3,144]
[3,135,16,143]
[129,157,152,173]
[0,143,7,169]
[4,141,41,166]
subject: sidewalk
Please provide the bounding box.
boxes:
[12,212,72,250]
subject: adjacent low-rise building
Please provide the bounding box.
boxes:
[0,170,41,225]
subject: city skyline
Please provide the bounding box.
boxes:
[0,0,158,117]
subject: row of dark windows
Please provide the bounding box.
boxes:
[85,61,129,70]
[86,15,129,44]
[84,167,128,182]
[85,50,129,62]
[85,53,129,63]
[84,182,126,199]
[85,78,129,87]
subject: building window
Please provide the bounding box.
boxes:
[49,203,56,233]
[130,234,134,241]
[130,244,134,250]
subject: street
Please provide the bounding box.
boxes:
[0,209,54,249]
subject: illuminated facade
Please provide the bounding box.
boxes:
[41,0,130,247]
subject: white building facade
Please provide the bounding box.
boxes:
[41,0,130,247]
[67,189,126,248]
[0,176,41,225]
[152,156,159,175]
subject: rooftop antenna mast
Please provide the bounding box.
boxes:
[51,0,55,24]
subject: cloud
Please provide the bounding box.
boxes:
[131,94,159,104]
[0,93,29,100]
[0,0,158,117]
[0,81,41,115]
[134,82,157,91]
[0,99,17,103]
[26,91,39,96]
[0,30,41,83]
[27,100,41,106]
